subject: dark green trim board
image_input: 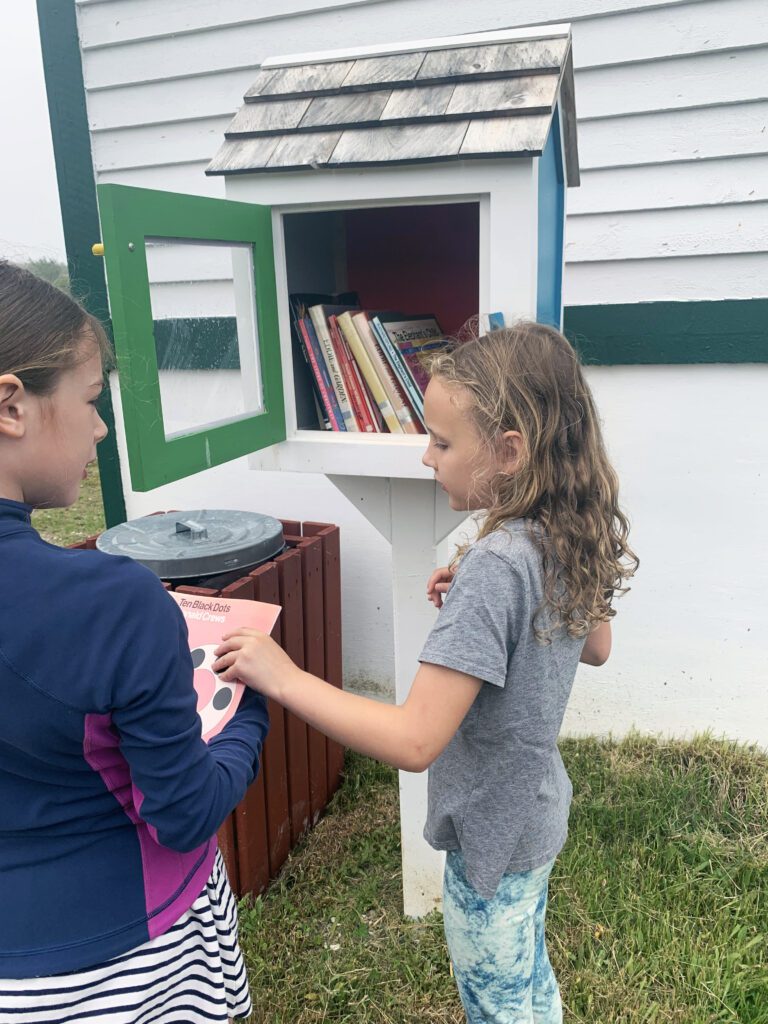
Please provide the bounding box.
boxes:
[154,318,240,370]
[565,299,768,365]
[36,0,127,526]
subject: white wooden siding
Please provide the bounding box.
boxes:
[78,1,768,748]
[78,0,768,305]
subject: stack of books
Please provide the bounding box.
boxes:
[289,292,448,434]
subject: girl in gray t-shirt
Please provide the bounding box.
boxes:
[215,322,638,1023]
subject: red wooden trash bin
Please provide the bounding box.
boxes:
[73,515,344,896]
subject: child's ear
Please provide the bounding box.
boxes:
[0,375,28,439]
[499,430,525,475]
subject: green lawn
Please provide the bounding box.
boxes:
[32,465,106,546]
[239,738,768,1024]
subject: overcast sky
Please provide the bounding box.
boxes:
[0,2,67,262]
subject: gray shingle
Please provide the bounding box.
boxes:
[208,29,579,182]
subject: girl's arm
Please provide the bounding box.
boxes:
[580,620,611,666]
[214,630,481,773]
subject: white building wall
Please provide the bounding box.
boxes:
[79,0,768,745]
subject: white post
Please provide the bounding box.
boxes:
[329,474,465,916]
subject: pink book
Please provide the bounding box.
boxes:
[170,591,281,742]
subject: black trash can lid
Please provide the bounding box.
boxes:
[96,509,285,580]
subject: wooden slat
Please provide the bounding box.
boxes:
[279,519,301,535]
[234,770,270,896]
[207,135,279,174]
[223,571,269,895]
[296,537,328,823]
[275,550,311,845]
[379,84,453,122]
[247,60,355,99]
[460,114,549,157]
[302,523,344,794]
[267,130,342,169]
[250,563,291,876]
[173,584,221,596]
[226,96,312,136]
[559,46,580,187]
[445,74,557,117]
[328,120,468,166]
[342,51,426,90]
[299,89,391,130]
[417,38,568,81]
[217,815,240,895]
[220,576,256,602]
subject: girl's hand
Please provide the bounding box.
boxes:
[427,566,455,608]
[213,629,299,701]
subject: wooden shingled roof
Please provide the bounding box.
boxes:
[207,26,579,185]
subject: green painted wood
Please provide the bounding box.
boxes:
[98,184,285,491]
[36,0,126,527]
[564,299,768,365]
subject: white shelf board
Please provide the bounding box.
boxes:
[248,430,434,478]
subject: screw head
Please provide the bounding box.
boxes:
[128,242,135,252]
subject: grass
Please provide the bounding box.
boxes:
[27,476,768,1020]
[238,738,768,1024]
[32,465,106,546]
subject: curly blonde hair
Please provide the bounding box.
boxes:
[430,322,638,641]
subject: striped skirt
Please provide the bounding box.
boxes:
[0,851,252,1024]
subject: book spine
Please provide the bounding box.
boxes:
[349,350,384,431]
[336,313,402,434]
[394,345,432,393]
[371,317,425,424]
[309,306,359,432]
[300,318,346,431]
[352,313,422,435]
[329,315,375,433]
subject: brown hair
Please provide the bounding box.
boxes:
[0,259,111,394]
[431,322,638,641]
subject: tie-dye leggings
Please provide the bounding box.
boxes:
[443,850,562,1024]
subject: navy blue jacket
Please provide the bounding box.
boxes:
[0,499,269,977]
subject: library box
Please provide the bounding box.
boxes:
[97,24,579,493]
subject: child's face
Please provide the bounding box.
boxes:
[422,377,504,512]
[19,336,108,509]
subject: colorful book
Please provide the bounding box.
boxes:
[336,311,402,434]
[370,315,426,427]
[299,318,346,431]
[169,591,281,742]
[288,291,359,430]
[375,314,447,393]
[352,312,423,435]
[328,315,376,432]
[308,305,360,432]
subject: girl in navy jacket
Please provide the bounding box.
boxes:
[0,260,268,1023]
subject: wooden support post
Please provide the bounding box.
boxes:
[328,475,464,917]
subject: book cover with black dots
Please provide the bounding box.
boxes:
[169,592,281,742]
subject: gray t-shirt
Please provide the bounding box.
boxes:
[419,521,584,898]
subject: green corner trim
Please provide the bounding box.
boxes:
[36,0,127,527]
[565,299,768,365]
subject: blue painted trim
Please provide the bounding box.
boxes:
[536,105,565,329]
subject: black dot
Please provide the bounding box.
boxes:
[191,648,205,668]
[212,687,233,711]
